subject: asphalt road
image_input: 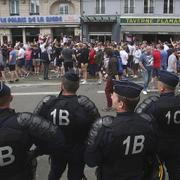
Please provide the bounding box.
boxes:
[9,80,169,180]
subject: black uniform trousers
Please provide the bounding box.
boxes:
[48,146,85,180]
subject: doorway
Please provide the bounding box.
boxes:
[11,28,23,45]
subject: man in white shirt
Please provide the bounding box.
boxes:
[133,45,142,78]
[120,46,128,77]
[128,42,136,70]
[167,49,177,73]
[17,43,27,77]
[40,36,50,80]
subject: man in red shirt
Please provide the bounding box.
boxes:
[88,44,96,77]
[152,44,161,89]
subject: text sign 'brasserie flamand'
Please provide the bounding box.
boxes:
[120,18,180,24]
[0,15,80,25]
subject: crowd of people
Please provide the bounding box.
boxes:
[0,36,180,85]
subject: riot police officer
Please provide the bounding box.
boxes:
[34,72,100,180]
[136,70,180,180]
[85,80,157,180]
[0,82,64,180]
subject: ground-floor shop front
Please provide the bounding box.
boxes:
[120,17,180,43]
[122,32,180,43]
[0,26,80,45]
[81,15,120,43]
[81,16,180,43]
[0,15,80,45]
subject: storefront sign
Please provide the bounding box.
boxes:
[120,18,180,24]
[0,15,80,25]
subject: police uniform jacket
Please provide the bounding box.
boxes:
[0,108,64,180]
[85,112,156,180]
[34,94,100,154]
[137,92,180,159]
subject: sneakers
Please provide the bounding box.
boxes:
[25,72,30,77]
[80,80,87,85]
[8,81,14,83]
[98,80,102,85]
[142,90,148,95]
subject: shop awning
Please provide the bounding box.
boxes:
[81,15,117,23]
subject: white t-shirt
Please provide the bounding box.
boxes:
[18,48,25,59]
[40,43,47,53]
[103,57,109,69]
[133,49,142,64]
[128,44,135,56]
[120,50,128,65]
[164,44,169,51]
[63,37,68,44]
[167,54,177,73]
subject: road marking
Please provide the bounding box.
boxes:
[11,88,180,96]
[97,89,180,94]
[97,91,105,94]
[8,81,99,88]
[8,82,60,88]
[12,92,59,96]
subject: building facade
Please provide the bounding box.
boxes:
[0,0,81,44]
[1,0,180,44]
[81,0,180,43]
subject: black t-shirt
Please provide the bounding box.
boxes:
[62,48,74,63]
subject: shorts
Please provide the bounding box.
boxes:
[9,64,16,71]
[123,65,127,70]
[64,62,73,72]
[153,67,160,77]
[133,63,139,71]
[0,65,4,71]
[33,59,41,66]
[127,55,133,68]
[96,64,102,72]
[17,58,25,68]
[25,60,33,69]
[56,58,63,67]
[81,63,88,70]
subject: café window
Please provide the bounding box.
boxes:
[144,0,154,14]
[59,4,69,14]
[10,0,19,16]
[164,0,173,14]
[124,0,134,14]
[30,0,40,15]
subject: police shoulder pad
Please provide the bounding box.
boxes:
[34,95,57,115]
[42,95,56,104]
[135,95,159,114]
[102,115,114,127]
[139,113,153,123]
